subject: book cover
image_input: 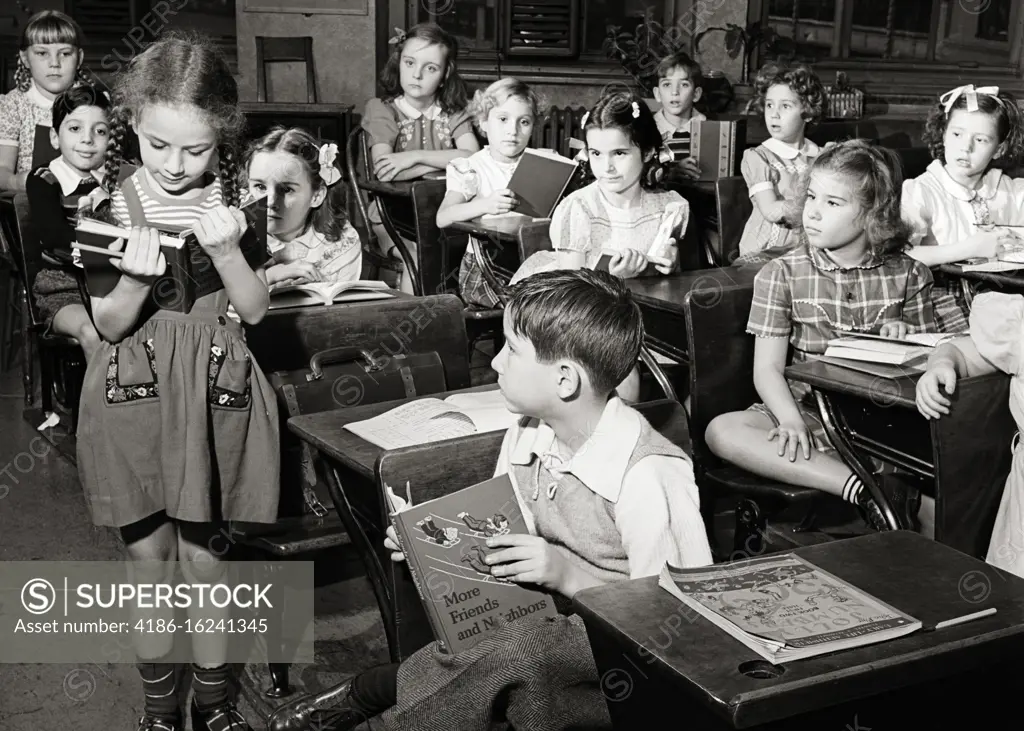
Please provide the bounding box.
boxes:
[507,149,580,219]
[268,280,394,309]
[385,474,558,654]
[689,120,745,181]
[659,554,921,663]
[817,355,927,379]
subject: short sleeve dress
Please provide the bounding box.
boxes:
[75,168,280,529]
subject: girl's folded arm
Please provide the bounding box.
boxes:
[929,339,997,378]
[90,281,153,343]
[436,191,487,227]
[753,336,804,425]
[750,188,791,224]
[906,238,984,266]
[0,147,26,193]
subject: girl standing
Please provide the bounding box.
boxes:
[902,84,1024,333]
[436,77,541,309]
[360,23,479,293]
[245,126,363,287]
[77,33,277,731]
[0,10,88,193]
[737,63,826,257]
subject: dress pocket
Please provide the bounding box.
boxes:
[104,339,159,405]
[207,345,252,409]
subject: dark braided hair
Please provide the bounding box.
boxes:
[15,10,87,93]
[102,31,244,205]
[582,91,666,189]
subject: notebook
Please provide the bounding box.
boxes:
[501,149,580,219]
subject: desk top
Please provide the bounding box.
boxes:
[938,263,1024,289]
[784,359,919,409]
[574,531,1024,728]
[449,215,548,242]
[288,384,500,478]
[627,265,760,314]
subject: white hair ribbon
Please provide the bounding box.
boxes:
[631,101,640,119]
[318,143,341,186]
[940,84,1002,115]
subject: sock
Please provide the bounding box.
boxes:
[841,474,864,504]
[350,663,399,715]
[191,663,231,712]
[137,656,180,720]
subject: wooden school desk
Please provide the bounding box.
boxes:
[938,263,1024,294]
[785,360,1014,559]
[449,215,541,243]
[239,102,353,147]
[574,531,1024,730]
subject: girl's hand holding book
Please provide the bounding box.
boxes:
[193,205,248,262]
[384,525,406,563]
[481,189,518,215]
[916,360,958,420]
[652,238,678,275]
[969,228,1016,259]
[609,248,649,279]
[112,227,167,286]
[879,321,909,339]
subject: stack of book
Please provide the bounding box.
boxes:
[820,332,954,378]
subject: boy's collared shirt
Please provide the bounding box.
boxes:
[493,396,712,577]
[48,155,104,196]
[654,108,706,142]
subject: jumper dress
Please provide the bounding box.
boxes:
[76,182,281,529]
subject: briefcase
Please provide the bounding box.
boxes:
[269,345,447,520]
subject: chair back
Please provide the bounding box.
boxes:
[516,219,553,261]
[8,194,47,328]
[410,179,457,296]
[378,398,689,660]
[345,127,377,250]
[714,176,752,266]
[894,147,932,180]
[255,36,317,103]
[682,278,758,477]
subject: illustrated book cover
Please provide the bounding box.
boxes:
[384,474,558,654]
[659,554,921,663]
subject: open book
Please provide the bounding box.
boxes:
[659,554,921,664]
[383,474,557,654]
[344,389,519,450]
[268,279,393,309]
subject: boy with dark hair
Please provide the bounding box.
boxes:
[269,269,712,731]
[653,50,705,179]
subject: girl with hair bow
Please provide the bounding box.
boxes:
[902,83,1024,333]
[244,126,365,287]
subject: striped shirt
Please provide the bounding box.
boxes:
[110,168,223,230]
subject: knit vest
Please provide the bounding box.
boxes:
[510,415,689,584]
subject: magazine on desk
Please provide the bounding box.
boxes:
[659,554,921,663]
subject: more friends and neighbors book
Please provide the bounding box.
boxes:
[384,474,558,654]
[659,554,921,663]
[72,196,268,313]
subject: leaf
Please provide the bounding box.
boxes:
[725,27,745,58]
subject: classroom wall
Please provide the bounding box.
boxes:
[234,2,376,106]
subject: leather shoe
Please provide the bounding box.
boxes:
[857,475,922,532]
[267,681,370,731]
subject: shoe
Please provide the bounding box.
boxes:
[855,489,889,532]
[190,699,252,731]
[137,714,182,731]
[856,476,922,532]
[267,681,370,731]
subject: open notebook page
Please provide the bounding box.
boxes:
[344,396,517,450]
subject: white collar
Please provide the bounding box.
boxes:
[394,95,442,121]
[267,224,324,253]
[508,397,642,504]
[657,108,706,131]
[925,159,1003,202]
[26,81,55,111]
[48,155,103,196]
[762,137,820,160]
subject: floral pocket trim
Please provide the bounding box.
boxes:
[207,344,252,409]
[105,339,159,404]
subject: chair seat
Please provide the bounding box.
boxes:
[38,332,80,348]
[229,514,350,557]
[705,464,819,503]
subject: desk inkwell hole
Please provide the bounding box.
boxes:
[738,660,784,680]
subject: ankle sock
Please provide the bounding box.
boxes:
[841,474,864,504]
[137,655,180,720]
[191,663,232,712]
[350,663,399,715]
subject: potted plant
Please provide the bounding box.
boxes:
[604,19,688,98]
[694,21,798,85]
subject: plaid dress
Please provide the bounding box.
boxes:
[745,244,936,452]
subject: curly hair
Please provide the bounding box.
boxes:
[750,62,826,130]
[101,32,244,206]
[466,77,541,134]
[582,91,666,189]
[243,126,348,241]
[378,23,469,115]
[921,89,1024,170]
[791,139,912,259]
[51,82,111,130]
[14,10,89,93]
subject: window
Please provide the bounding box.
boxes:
[410,0,660,61]
[764,0,1020,68]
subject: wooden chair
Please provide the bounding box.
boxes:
[377,398,691,660]
[8,194,88,429]
[255,36,317,103]
[713,176,753,267]
[682,278,819,560]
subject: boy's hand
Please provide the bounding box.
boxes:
[112,227,166,286]
[768,420,812,461]
[609,248,649,278]
[485,534,570,593]
[374,151,416,182]
[916,360,957,419]
[384,525,405,563]
[194,206,247,262]
[652,238,678,275]
[678,157,701,180]
[481,189,518,215]
[879,321,909,339]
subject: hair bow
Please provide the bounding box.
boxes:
[388,27,408,48]
[631,101,640,119]
[580,111,590,128]
[318,143,341,186]
[657,147,673,164]
[940,84,1002,115]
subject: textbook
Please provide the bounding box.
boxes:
[343,389,519,450]
[267,279,394,309]
[688,120,745,181]
[504,148,579,219]
[659,553,921,663]
[384,474,558,654]
[73,196,268,313]
[822,333,950,366]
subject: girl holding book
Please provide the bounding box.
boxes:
[245,126,363,287]
[436,77,542,309]
[78,33,277,731]
[705,140,936,536]
[901,84,1024,333]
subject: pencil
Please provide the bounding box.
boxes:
[928,607,997,631]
